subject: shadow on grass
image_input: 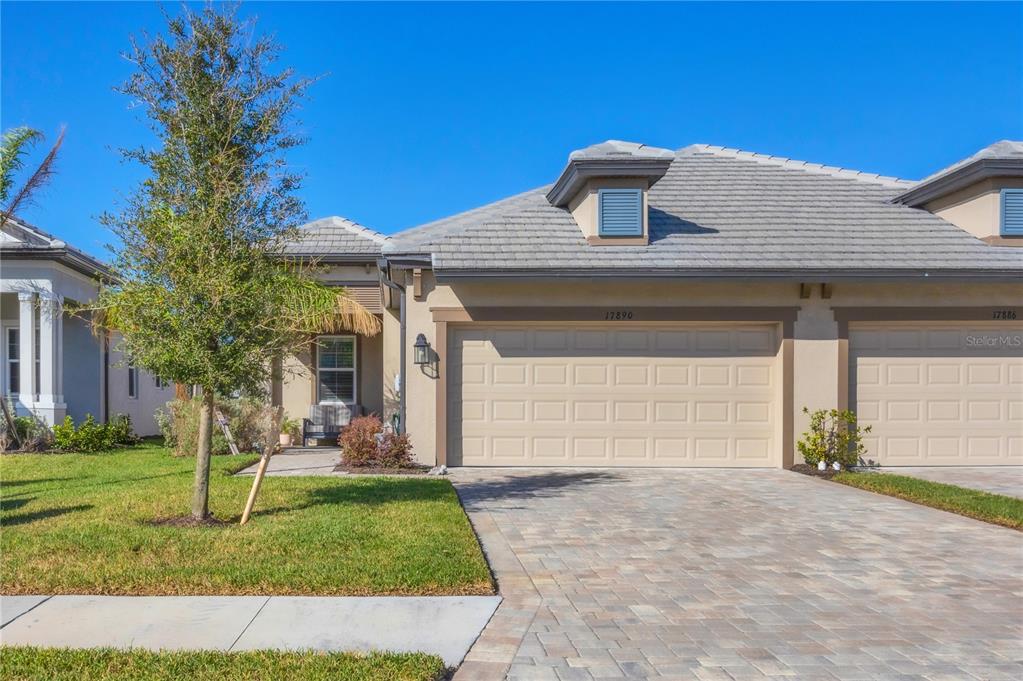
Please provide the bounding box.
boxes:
[6,470,195,499]
[1,496,35,513]
[452,470,623,508]
[0,476,76,488]
[249,477,455,519]
[2,504,93,527]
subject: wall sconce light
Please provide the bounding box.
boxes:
[413,333,431,365]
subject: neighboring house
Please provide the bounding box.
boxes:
[0,218,173,435]
[289,140,1022,469]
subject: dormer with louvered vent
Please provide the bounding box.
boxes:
[894,140,1023,246]
[546,140,674,246]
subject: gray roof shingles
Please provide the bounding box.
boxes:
[283,216,388,257]
[385,144,1023,276]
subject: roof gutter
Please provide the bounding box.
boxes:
[432,267,1023,283]
[1,247,117,282]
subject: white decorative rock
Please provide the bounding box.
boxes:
[832,461,841,471]
[817,461,827,471]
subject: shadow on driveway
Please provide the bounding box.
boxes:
[451,470,623,508]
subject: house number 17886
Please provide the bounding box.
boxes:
[605,310,634,321]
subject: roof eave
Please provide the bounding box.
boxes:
[433,267,1023,283]
[545,158,675,207]
[280,252,381,264]
[1,247,116,282]
[893,158,1023,206]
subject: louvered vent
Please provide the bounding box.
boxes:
[598,189,643,236]
[1002,189,1023,236]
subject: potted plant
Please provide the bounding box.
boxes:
[279,415,301,447]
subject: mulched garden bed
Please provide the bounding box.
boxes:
[333,463,432,476]
[791,463,842,480]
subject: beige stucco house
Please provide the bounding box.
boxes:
[285,140,1023,469]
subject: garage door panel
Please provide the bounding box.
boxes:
[851,323,1023,466]
[450,324,779,467]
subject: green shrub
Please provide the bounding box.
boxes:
[2,414,52,452]
[797,407,871,467]
[108,414,140,446]
[161,396,272,456]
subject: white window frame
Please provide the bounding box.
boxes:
[2,324,19,397]
[128,362,139,399]
[316,335,357,405]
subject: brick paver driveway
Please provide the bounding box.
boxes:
[451,469,1023,680]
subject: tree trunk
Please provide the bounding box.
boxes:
[191,387,215,520]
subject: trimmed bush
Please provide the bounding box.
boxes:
[339,415,383,466]
[52,413,137,453]
[378,430,414,468]
[339,415,416,468]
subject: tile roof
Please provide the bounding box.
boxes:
[283,216,388,258]
[915,140,1023,186]
[1,216,115,279]
[386,144,1023,277]
[893,140,1023,206]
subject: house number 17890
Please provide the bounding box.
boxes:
[605,310,634,320]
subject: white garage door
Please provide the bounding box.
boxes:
[448,324,781,467]
[850,323,1023,465]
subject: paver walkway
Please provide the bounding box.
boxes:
[0,595,500,667]
[878,466,1023,498]
[451,468,1023,680]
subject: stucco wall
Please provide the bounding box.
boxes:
[106,332,176,436]
[924,178,1023,242]
[394,272,1023,467]
[62,313,102,423]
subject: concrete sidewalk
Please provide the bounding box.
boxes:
[0,594,501,667]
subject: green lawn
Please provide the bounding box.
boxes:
[834,471,1023,530]
[0,442,492,595]
[0,647,445,681]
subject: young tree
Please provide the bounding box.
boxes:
[95,3,378,521]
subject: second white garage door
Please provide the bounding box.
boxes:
[850,322,1023,465]
[448,324,781,467]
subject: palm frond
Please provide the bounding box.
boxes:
[275,275,381,337]
[0,127,43,203]
[1,127,65,228]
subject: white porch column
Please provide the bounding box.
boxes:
[35,292,67,425]
[16,292,36,415]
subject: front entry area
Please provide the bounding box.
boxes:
[447,323,782,467]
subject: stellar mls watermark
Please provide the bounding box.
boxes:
[965,334,1023,348]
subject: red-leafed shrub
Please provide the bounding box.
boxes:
[378,430,415,468]
[339,415,382,467]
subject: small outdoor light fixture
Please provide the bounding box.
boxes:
[413,333,431,365]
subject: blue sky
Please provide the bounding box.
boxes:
[2,1,1021,259]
